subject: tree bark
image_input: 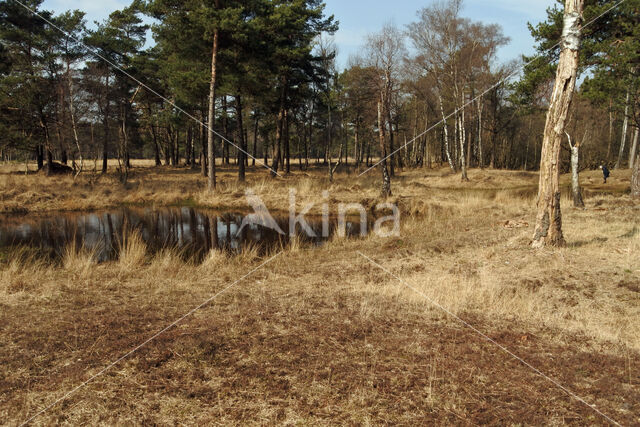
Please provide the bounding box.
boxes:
[174,128,179,166]
[607,98,614,162]
[272,109,283,177]
[66,64,83,177]
[252,115,258,167]
[190,126,197,169]
[222,96,230,165]
[378,99,392,198]
[567,133,584,208]
[285,109,290,174]
[532,0,584,248]
[236,94,246,182]
[102,74,110,174]
[458,107,469,181]
[477,96,484,169]
[439,93,455,172]
[632,150,640,198]
[615,90,630,169]
[628,127,639,170]
[36,144,44,170]
[150,120,161,167]
[271,79,287,177]
[200,111,207,176]
[387,105,395,177]
[207,26,219,191]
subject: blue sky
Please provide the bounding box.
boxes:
[42,0,559,68]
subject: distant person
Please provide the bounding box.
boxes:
[600,165,610,184]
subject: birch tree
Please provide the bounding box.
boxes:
[614,91,630,169]
[408,0,507,179]
[56,11,86,177]
[632,148,640,198]
[365,24,406,197]
[630,127,639,170]
[566,130,585,208]
[532,0,584,248]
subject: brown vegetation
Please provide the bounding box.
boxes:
[1,164,639,424]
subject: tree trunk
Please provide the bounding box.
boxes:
[354,119,360,170]
[174,128,180,166]
[285,109,290,174]
[264,136,269,169]
[252,115,258,167]
[439,93,455,172]
[458,107,468,181]
[477,96,484,169]
[67,62,84,178]
[628,127,639,170]
[271,79,287,177]
[272,109,283,177]
[387,107,395,177]
[632,150,640,198]
[614,91,630,169]
[207,26,219,191]
[222,96,229,165]
[102,74,110,175]
[343,110,348,168]
[168,127,175,166]
[307,103,314,169]
[378,99,392,198]
[36,144,44,170]
[185,129,192,167]
[326,101,333,176]
[532,0,584,248]
[236,94,246,182]
[190,126,197,169]
[102,121,109,174]
[150,123,161,167]
[200,111,207,176]
[568,135,584,208]
[607,98,614,162]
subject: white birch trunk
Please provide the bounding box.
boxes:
[458,104,468,181]
[439,93,455,172]
[615,91,630,169]
[66,63,83,178]
[629,127,639,170]
[477,96,484,169]
[532,0,584,248]
[567,133,584,208]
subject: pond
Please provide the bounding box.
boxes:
[0,207,369,263]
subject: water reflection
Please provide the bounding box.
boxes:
[0,208,367,262]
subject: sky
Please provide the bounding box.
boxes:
[41,0,559,68]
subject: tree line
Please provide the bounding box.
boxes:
[0,0,638,194]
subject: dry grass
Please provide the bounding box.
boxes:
[118,231,147,271]
[4,159,630,215]
[0,164,639,425]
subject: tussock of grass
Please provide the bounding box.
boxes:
[118,231,147,270]
[62,241,98,277]
[200,249,228,270]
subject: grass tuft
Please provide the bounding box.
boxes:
[118,231,147,269]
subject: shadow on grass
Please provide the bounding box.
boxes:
[617,226,639,239]
[568,236,609,248]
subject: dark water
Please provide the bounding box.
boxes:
[0,208,368,263]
